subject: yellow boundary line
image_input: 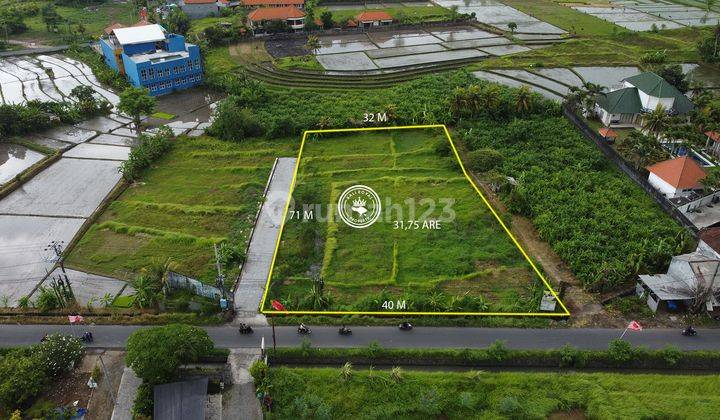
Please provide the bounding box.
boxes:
[259,125,571,317]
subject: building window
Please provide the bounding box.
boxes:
[150,84,157,92]
[175,79,180,87]
[194,59,199,67]
[173,66,178,75]
[140,69,147,81]
[148,68,155,79]
[188,60,193,70]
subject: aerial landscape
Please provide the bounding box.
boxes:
[0,0,719,418]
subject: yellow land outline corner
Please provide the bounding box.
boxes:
[259,124,571,317]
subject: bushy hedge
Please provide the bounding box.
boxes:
[65,48,131,92]
[0,91,110,141]
[269,340,720,370]
[0,335,84,412]
[119,126,174,181]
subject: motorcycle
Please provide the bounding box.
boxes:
[297,324,311,335]
[338,326,352,335]
[238,324,254,334]
[681,326,697,337]
[399,322,413,331]
[81,331,94,343]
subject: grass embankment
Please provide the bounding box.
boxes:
[268,128,546,314]
[504,0,621,37]
[66,135,295,285]
[265,367,720,419]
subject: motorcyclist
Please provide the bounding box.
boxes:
[400,321,412,330]
[339,325,351,334]
[682,325,697,336]
[298,323,309,333]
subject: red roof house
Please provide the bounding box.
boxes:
[356,11,393,27]
[247,6,306,30]
[647,156,707,197]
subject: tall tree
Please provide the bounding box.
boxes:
[118,86,156,133]
[642,104,671,138]
[515,85,532,115]
[320,11,334,29]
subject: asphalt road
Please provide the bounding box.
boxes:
[2,325,720,351]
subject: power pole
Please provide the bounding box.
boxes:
[46,240,69,283]
[214,243,227,301]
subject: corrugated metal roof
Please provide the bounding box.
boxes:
[113,24,166,46]
[154,378,208,420]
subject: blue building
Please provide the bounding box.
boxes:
[100,24,204,96]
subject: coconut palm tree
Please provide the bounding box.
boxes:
[515,86,532,115]
[305,35,321,58]
[642,103,671,139]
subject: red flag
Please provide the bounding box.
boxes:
[627,320,642,331]
[271,300,286,311]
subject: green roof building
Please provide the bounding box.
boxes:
[595,72,694,127]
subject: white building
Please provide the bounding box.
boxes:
[646,156,707,199]
[595,72,694,127]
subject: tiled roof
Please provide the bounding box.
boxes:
[647,156,707,189]
[248,6,305,20]
[700,227,720,255]
[356,11,393,21]
[598,127,618,138]
[242,0,304,5]
[595,87,642,114]
[624,72,695,114]
[184,0,216,4]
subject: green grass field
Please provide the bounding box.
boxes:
[5,0,137,45]
[265,128,555,314]
[266,367,720,419]
[66,135,295,285]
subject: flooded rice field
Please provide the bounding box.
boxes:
[0,54,120,107]
[302,24,548,71]
[572,0,720,31]
[433,0,566,34]
[0,144,44,185]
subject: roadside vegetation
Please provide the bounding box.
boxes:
[0,334,84,417]
[261,365,720,418]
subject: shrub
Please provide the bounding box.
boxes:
[126,324,215,384]
[119,127,173,181]
[249,359,269,387]
[607,339,635,364]
[661,346,683,367]
[0,351,46,410]
[35,286,59,313]
[34,334,85,376]
[339,362,353,381]
[207,97,264,141]
[466,148,503,172]
[560,344,586,368]
[487,340,509,361]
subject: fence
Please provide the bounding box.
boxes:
[562,105,699,237]
[165,271,223,301]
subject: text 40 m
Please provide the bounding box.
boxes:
[382,300,407,310]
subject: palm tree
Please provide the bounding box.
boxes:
[642,104,671,139]
[480,84,501,116]
[131,274,160,309]
[515,86,532,114]
[305,35,320,58]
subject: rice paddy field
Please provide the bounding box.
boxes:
[266,367,720,419]
[66,135,295,285]
[264,127,557,315]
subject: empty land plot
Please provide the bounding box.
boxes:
[264,127,564,316]
[66,136,295,285]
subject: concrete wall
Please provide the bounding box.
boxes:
[637,89,674,112]
[100,38,119,71]
[648,172,679,197]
